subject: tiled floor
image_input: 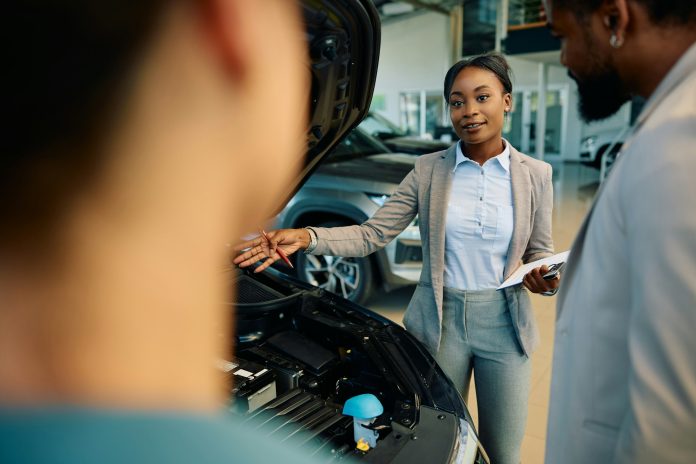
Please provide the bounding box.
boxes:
[366,161,599,463]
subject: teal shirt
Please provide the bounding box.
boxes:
[0,408,323,463]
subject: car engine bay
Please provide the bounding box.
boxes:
[227,269,487,463]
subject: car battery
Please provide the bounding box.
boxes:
[218,358,277,414]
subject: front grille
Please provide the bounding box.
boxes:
[395,239,423,264]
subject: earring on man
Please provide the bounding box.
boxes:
[610,33,623,49]
[604,15,623,49]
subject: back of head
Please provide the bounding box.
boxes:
[4,0,167,253]
[1,0,308,413]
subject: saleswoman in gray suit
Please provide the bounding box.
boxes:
[234,53,559,464]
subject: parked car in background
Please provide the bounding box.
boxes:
[274,111,456,304]
[276,128,422,304]
[579,128,625,169]
[360,111,451,155]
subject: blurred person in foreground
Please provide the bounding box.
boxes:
[0,0,313,462]
[543,0,696,462]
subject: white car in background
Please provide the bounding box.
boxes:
[579,128,625,170]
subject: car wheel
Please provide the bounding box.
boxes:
[593,145,609,169]
[295,221,374,304]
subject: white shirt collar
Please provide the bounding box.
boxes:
[454,139,511,173]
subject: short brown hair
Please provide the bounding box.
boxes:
[3,0,169,249]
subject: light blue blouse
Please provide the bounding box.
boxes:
[444,141,514,290]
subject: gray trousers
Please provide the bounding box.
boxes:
[435,287,531,464]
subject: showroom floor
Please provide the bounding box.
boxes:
[367,161,600,464]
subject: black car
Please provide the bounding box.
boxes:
[230,1,488,462]
[360,111,451,155]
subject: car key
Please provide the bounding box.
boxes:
[543,262,565,280]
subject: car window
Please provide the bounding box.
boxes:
[359,112,406,138]
[327,128,391,161]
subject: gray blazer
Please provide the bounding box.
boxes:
[545,43,696,463]
[311,143,554,355]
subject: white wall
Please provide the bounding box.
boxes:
[373,11,451,124]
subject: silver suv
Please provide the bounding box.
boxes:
[276,129,424,304]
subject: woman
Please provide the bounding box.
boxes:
[234,53,559,463]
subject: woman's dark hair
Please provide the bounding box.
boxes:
[443,52,513,101]
[3,0,169,248]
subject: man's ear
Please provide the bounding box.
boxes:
[199,0,250,79]
[602,0,630,39]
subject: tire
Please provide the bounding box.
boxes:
[294,220,374,304]
[592,145,609,169]
[596,143,622,170]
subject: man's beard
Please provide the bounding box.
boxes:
[569,59,631,122]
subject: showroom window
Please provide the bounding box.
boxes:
[399,90,452,142]
[461,0,497,56]
[504,86,568,157]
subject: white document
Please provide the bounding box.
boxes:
[497,250,570,289]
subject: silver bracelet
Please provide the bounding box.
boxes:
[304,227,318,254]
[541,288,559,297]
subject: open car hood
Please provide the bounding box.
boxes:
[228,4,488,461]
[274,0,381,213]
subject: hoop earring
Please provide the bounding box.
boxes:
[610,33,624,49]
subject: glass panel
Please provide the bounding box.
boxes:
[425,93,446,140]
[399,92,421,136]
[503,91,524,149]
[545,90,562,153]
[529,91,539,153]
[529,90,562,155]
[462,0,497,56]
[508,0,545,27]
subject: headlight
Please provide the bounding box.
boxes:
[580,135,597,151]
[450,419,486,464]
[367,193,388,207]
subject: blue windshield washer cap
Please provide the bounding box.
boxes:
[342,394,384,420]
